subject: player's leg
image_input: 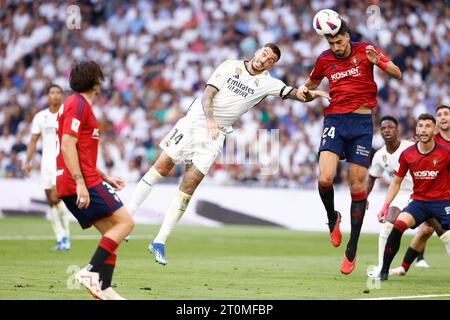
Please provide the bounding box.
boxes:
[317,151,341,246]
[77,207,134,300]
[413,222,433,268]
[426,217,450,256]
[45,189,65,251]
[379,211,416,280]
[50,187,71,250]
[150,163,204,265]
[376,206,400,269]
[341,162,368,274]
[127,152,174,216]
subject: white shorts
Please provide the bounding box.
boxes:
[41,166,56,190]
[159,116,226,175]
[390,191,412,211]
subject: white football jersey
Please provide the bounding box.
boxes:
[31,108,58,171]
[186,60,292,128]
[369,139,414,193]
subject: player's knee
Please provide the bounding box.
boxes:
[123,218,134,234]
[318,175,333,188]
[419,226,434,238]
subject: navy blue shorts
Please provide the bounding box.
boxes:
[318,113,373,168]
[62,181,124,229]
[403,199,450,229]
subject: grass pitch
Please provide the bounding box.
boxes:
[0,217,449,300]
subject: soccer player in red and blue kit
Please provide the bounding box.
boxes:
[390,105,450,276]
[297,19,402,274]
[377,114,450,281]
[56,60,134,299]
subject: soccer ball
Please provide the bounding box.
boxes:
[313,9,342,36]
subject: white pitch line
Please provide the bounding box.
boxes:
[0,235,152,241]
[355,293,450,300]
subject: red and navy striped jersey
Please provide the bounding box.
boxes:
[309,41,390,116]
[394,143,450,201]
[56,93,102,197]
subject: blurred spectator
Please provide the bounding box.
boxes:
[0,0,448,191]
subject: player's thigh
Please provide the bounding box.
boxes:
[318,151,340,183]
[386,206,401,224]
[424,217,445,237]
[344,118,373,170]
[153,151,176,176]
[100,206,134,229]
[348,162,368,192]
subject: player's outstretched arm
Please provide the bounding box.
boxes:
[365,45,402,79]
[24,133,40,177]
[379,175,403,222]
[61,134,90,209]
[286,87,330,102]
[201,85,223,140]
[296,78,322,101]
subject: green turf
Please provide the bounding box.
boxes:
[0,216,448,300]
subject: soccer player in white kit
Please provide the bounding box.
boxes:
[127,43,330,265]
[365,116,430,276]
[25,84,71,251]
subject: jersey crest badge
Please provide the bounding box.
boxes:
[234,67,242,79]
[433,159,438,166]
[382,155,387,163]
[254,78,260,87]
[352,57,359,65]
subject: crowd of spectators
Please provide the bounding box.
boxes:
[0,0,448,189]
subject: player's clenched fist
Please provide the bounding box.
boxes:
[296,85,309,101]
[378,203,389,223]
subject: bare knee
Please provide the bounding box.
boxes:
[418,225,434,239]
[318,174,334,188]
[153,153,175,176]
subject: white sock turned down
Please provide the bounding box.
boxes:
[153,190,192,245]
[127,166,163,216]
[378,222,393,266]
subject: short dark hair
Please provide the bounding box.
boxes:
[325,19,349,38]
[435,104,450,113]
[417,113,436,124]
[69,60,105,93]
[379,115,398,127]
[263,43,281,61]
[47,84,63,94]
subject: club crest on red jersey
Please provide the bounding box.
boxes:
[433,159,438,166]
[352,57,359,65]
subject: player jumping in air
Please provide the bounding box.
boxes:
[297,19,402,274]
[365,116,437,277]
[389,105,450,276]
[25,84,71,251]
[127,43,329,265]
[377,114,450,281]
[56,60,134,299]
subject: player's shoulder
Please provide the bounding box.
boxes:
[33,108,49,119]
[401,143,417,156]
[400,139,415,149]
[219,59,243,69]
[317,49,334,61]
[435,143,450,154]
[373,145,387,158]
[63,93,89,114]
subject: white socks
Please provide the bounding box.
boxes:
[49,206,64,242]
[50,201,71,242]
[439,231,450,256]
[128,167,163,216]
[378,222,393,266]
[154,190,192,244]
[56,201,70,237]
